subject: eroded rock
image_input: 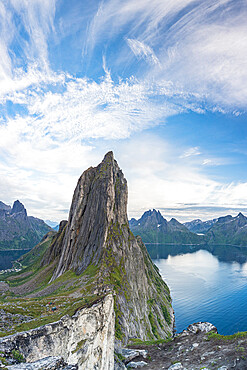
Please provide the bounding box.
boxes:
[0,295,115,370]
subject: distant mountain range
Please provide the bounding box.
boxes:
[45,220,59,229]
[184,218,218,234]
[0,200,51,250]
[130,210,247,247]
[129,209,202,244]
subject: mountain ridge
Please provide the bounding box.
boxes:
[0,200,51,250]
[129,209,204,245]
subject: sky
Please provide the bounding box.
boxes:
[0,0,247,223]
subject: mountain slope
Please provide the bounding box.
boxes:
[206,212,247,246]
[129,209,204,244]
[0,200,51,250]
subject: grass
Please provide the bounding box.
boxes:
[207,331,247,341]
[128,337,172,346]
[72,339,87,354]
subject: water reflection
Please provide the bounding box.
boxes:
[146,243,247,264]
[147,245,247,335]
[0,249,30,270]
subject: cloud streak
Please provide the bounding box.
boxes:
[86,0,247,109]
[0,0,247,222]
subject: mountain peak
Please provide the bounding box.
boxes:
[47,151,128,279]
[11,200,27,216]
[102,150,114,162]
[237,212,245,218]
[42,152,173,343]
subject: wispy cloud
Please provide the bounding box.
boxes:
[86,0,247,109]
[127,39,160,66]
[180,146,201,158]
[0,0,247,222]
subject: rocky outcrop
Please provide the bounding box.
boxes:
[42,152,174,344]
[0,294,115,370]
[120,322,247,369]
[0,200,51,250]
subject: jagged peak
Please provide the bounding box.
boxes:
[102,150,114,163]
[237,212,245,218]
[46,152,128,279]
[169,217,180,224]
[11,200,27,216]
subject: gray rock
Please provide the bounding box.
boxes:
[168,363,186,370]
[0,295,115,370]
[7,356,65,369]
[7,356,78,369]
[181,322,217,336]
[121,348,147,362]
[126,361,147,368]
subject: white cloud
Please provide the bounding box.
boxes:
[0,0,247,222]
[127,39,160,66]
[111,135,247,221]
[180,146,201,158]
[86,0,247,109]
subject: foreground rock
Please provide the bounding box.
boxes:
[7,356,77,369]
[0,295,114,370]
[121,322,247,369]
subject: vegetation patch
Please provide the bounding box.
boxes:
[128,337,172,346]
[207,331,247,341]
[11,349,25,363]
[72,339,87,354]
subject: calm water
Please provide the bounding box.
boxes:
[147,244,247,335]
[0,250,30,270]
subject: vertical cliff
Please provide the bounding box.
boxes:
[42,151,173,344]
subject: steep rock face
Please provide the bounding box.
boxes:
[43,152,173,343]
[0,200,51,250]
[49,151,128,279]
[0,294,115,370]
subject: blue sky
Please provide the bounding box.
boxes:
[0,0,247,222]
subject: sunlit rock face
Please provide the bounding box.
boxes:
[0,295,115,370]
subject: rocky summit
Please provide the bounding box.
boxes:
[42,151,174,343]
[0,152,173,369]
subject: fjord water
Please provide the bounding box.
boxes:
[147,244,247,335]
[0,249,30,270]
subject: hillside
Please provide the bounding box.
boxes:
[0,200,51,250]
[206,212,247,246]
[129,209,204,245]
